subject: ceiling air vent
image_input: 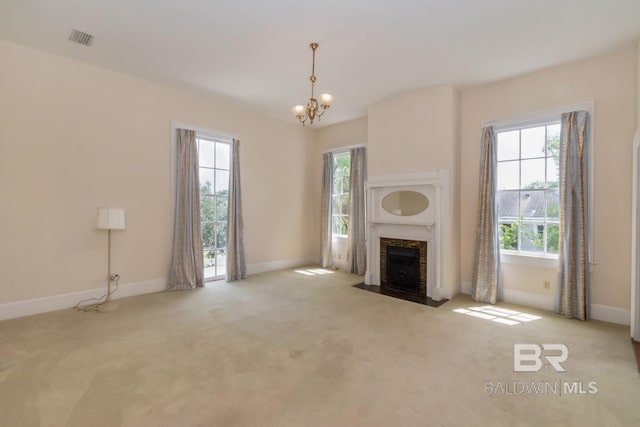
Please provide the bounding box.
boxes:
[68,29,94,46]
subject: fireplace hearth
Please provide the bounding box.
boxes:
[356,234,447,306]
[356,236,447,306]
[368,236,450,306]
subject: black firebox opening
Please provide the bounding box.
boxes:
[386,245,420,294]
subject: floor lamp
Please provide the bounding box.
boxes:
[95,207,126,313]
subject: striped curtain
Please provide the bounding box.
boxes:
[471,126,501,304]
[347,147,367,275]
[556,111,590,320]
[226,139,247,281]
[320,152,333,268]
[168,129,204,290]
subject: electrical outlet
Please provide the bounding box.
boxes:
[543,280,551,289]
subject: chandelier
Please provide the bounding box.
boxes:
[291,43,334,126]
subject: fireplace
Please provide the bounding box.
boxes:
[354,236,446,306]
[380,238,427,298]
[364,170,455,301]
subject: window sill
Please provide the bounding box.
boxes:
[500,252,558,269]
[332,235,348,240]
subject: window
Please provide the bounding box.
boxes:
[197,136,231,279]
[332,153,351,237]
[496,122,560,257]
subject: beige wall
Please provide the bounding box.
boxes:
[460,42,637,310]
[367,85,461,292]
[633,39,640,334]
[0,41,315,304]
[315,116,367,153]
[368,86,460,176]
[2,36,636,312]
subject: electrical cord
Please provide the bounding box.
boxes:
[74,274,120,312]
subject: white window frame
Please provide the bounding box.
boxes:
[484,102,595,269]
[196,134,232,281]
[323,144,365,242]
[496,120,561,260]
[331,151,351,239]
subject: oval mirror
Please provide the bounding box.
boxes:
[382,191,429,216]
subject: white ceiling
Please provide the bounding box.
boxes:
[1,0,640,127]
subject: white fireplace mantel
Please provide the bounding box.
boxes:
[365,169,453,301]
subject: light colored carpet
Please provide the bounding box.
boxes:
[1,267,639,426]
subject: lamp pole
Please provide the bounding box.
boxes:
[98,228,120,312]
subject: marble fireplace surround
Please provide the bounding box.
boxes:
[365,170,452,301]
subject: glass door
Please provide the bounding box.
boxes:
[197,136,230,280]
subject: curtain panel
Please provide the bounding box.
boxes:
[226,138,247,281]
[168,129,204,290]
[471,126,501,304]
[347,147,367,275]
[556,111,590,320]
[320,152,333,268]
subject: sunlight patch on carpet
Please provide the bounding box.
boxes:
[453,306,542,326]
[295,268,335,276]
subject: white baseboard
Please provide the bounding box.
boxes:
[247,256,320,276]
[591,304,631,326]
[459,281,630,325]
[0,257,320,321]
[0,278,166,321]
[502,288,555,312]
[332,259,350,272]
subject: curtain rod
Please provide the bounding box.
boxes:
[481,101,594,129]
[323,143,366,154]
[170,120,237,141]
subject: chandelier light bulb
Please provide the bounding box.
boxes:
[319,93,334,108]
[292,105,306,118]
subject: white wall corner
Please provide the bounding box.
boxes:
[450,281,462,298]
[0,278,167,321]
[631,128,640,338]
[461,281,472,294]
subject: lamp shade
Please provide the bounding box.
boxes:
[291,105,305,118]
[319,93,334,107]
[95,207,126,230]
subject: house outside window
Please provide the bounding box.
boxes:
[496,122,560,257]
[332,152,351,237]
